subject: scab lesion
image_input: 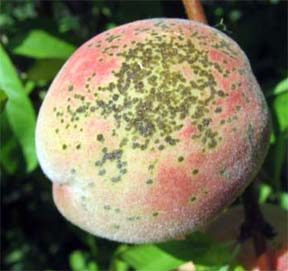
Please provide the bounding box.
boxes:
[192,169,199,175]
[178,156,184,162]
[219,167,230,180]
[68,85,74,92]
[189,196,197,203]
[127,216,141,221]
[152,212,159,217]
[201,189,208,195]
[62,144,67,150]
[104,205,111,210]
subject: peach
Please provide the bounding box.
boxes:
[36,19,270,243]
[205,204,288,270]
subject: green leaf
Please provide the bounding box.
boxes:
[265,136,286,190]
[5,250,23,264]
[24,80,36,95]
[69,250,87,271]
[110,245,129,271]
[0,136,20,175]
[273,77,288,96]
[27,59,65,82]
[273,92,288,135]
[120,244,183,271]
[259,184,272,204]
[0,89,8,112]
[88,262,99,271]
[110,259,129,271]
[13,30,76,59]
[217,265,230,271]
[0,44,37,172]
[280,192,288,210]
[119,232,231,271]
[0,111,20,174]
[158,233,231,267]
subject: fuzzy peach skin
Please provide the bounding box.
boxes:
[36,18,270,243]
[205,204,288,271]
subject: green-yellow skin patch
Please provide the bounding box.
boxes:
[36,18,270,243]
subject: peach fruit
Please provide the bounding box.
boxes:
[205,204,288,271]
[36,19,270,243]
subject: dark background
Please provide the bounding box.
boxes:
[1,1,287,270]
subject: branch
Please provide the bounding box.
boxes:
[241,180,275,270]
[182,0,207,24]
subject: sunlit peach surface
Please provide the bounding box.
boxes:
[36,19,270,243]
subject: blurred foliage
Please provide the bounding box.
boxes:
[1,1,287,270]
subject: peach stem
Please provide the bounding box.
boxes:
[182,0,207,24]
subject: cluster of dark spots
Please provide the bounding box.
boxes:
[70,168,76,174]
[104,205,111,210]
[192,169,199,175]
[189,196,197,203]
[127,216,141,221]
[211,37,238,60]
[62,144,67,150]
[94,41,102,48]
[200,128,220,150]
[94,148,127,183]
[131,138,150,151]
[104,204,121,214]
[105,34,121,43]
[165,136,179,145]
[55,22,242,155]
[86,29,227,152]
[178,156,184,162]
[76,144,81,150]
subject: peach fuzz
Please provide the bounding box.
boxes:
[36,18,270,243]
[204,204,288,271]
